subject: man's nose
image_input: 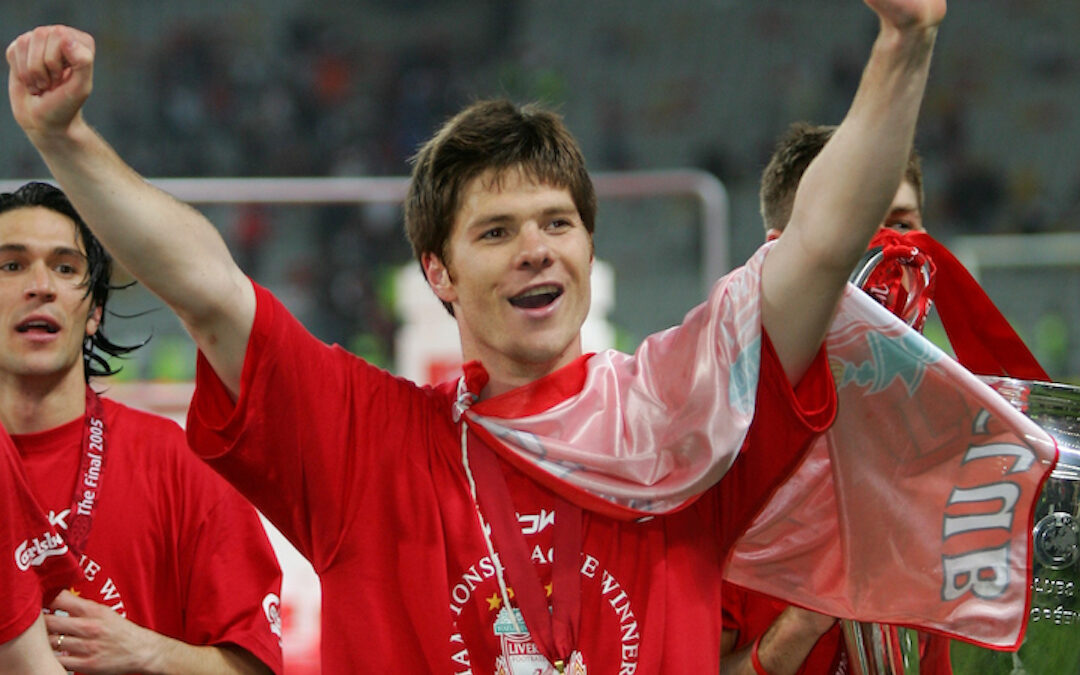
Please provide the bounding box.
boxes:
[25,263,56,300]
[515,225,553,270]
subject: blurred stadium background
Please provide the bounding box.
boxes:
[3,1,1079,671]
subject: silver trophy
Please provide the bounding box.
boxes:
[949,376,1080,673]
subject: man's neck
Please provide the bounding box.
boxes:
[0,371,88,435]
[478,353,581,400]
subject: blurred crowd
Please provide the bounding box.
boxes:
[3,0,1080,378]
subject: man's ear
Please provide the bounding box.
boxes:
[85,304,103,338]
[422,252,457,304]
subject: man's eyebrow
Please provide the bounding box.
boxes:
[539,206,579,218]
[467,205,578,230]
[0,243,86,259]
[52,246,86,259]
[888,205,920,215]
[468,213,515,230]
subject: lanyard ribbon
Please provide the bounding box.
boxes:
[864,229,1049,381]
[65,388,107,558]
[467,428,583,669]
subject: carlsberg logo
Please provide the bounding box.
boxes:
[14,531,68,571]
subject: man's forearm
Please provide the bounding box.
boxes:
[135,636,272,675]
[0,616,65,675]
[28,116,248,329]
[722,607,836,675]
[8,25,254,394]
[26,116,254,391]
[760,2,943,383]
[794,24,939,268]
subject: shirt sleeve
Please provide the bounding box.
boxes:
[716,329,836,553]
[0,432,79,644]
[186,282,430,572]
[177,479,284,675]
[721,581,748,633]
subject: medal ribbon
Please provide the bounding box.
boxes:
[65,388,107,558]
[866,229,1049,381]
[467,427,582,670]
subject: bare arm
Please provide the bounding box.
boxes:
[6,25,253,397]
[0,614,66,675]
[45,592,272,675]
[761,0,945,383]
[720,607,838,675]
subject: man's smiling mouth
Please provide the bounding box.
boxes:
[509,285,563,309]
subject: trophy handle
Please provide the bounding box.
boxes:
[841,620,921,675]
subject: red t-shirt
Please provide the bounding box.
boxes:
[0,426,78,644]
[187,283,836,673]
[14,400,283,674]
[722,582,955,674]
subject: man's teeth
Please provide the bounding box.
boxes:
[517,285,560,298]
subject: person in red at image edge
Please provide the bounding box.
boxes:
[0,182,283,675]
[721,122,952,675]
[5,2,952,672]
[0,422,78,675]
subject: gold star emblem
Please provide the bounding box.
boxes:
[545,582,554,597]
[68,587,81,596]
[487,593,502,611]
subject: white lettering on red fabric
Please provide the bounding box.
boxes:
[448,550,643,673]
[939,439,1035,601]
[518,509,555,535]
[942,545,1011,601]
[79,554,101,582]
[48,509,70,530]
[598,570,642,669]
[450,555,502,616]
[14,531,68,571]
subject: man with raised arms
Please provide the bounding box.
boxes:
[0,181,284,675]
[7,1,945,671]
[1,422,76,675]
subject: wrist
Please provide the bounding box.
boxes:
[874,21,938,61]
[26,112,93,153]
[130,624,173,675]
[751,635,773,675]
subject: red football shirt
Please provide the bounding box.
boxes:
[188,282,836,673]
[15,400,283,674]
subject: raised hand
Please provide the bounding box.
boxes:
[864,0,946,32]
[6,25,95,139]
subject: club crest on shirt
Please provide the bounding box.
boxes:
[263,593,284,645]
[14,530,68,571]
[495,634,587,675]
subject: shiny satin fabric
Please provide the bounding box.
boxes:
[463,240,767,514]
[460,241,1057,649]
[726,287,1055,649]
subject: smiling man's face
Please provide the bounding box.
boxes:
[423,166,593,392]
[0,206,100,385]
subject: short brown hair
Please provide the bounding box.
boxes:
[405,99,596,270]
[759,122,924,233]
